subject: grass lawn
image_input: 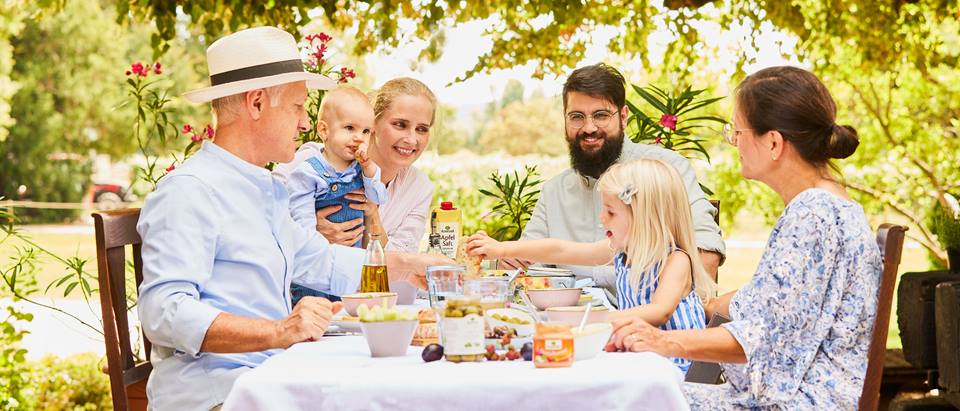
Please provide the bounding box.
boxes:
[1,227,99,299]
[2,220,937,348]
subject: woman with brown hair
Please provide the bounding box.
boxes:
[606,66,883,409]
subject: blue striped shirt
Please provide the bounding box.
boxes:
[614,251,706,372]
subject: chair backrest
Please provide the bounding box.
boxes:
[859,223,908,411]
[93,208,151,411]
[684,313,731,384]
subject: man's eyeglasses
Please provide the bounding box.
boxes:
[566,110,617,129]
[721,123,753,146]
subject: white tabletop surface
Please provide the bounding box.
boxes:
[222,335,689,411]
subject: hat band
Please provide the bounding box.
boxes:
[209,59,304,86]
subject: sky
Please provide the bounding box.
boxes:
[355,9,803,111]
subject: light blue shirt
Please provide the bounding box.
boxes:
[137,141,365,410]
[286,149,389,230]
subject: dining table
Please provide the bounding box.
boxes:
[221,306,691,411]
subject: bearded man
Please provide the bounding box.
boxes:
[502,63,725,299]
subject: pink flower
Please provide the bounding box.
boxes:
[165,163,176,173]
[129,62,147,77]
[654,137,663,145]
[181,124,193,134]
[338,67,356,84]
[306,33,332,44]
[153,62,162,75]
[203,125,214,139]
[190,133,203,143]
[659,113,678,131]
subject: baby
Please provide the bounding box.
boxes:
[286,86,388,248]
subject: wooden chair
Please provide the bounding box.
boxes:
[93,208,151,411]
[859,223,908,411]
[684,312,731,384]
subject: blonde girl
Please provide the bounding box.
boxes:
[467,158,717,372]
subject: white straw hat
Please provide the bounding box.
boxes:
[183,26,337,103]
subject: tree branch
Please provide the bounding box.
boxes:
[846,77,949,208]
[845,181,946,264]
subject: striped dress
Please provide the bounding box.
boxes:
[614,251,707,373]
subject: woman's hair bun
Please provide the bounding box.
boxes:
[828,124,859,159]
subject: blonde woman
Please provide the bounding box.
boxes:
[467,158,717,372]
[275,77,437,253]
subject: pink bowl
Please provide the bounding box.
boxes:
[546,306,610,327]
[341,292,398,316]
[525,288,582,310]
[360,319,418,357]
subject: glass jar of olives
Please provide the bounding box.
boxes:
[440,296,485,362]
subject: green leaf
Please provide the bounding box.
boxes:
[63,282,78,297]
[677,96,725,116]
[632,85,669,113]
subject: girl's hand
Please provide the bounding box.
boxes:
[605,317,669,355]
[466,231,506,259]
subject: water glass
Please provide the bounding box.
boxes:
[426,265,464,309]
[464,277,510,311]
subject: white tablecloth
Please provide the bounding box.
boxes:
[222,336,689,411]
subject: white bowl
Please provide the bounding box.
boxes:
[572,322,613,361]
[360,319,418,357]
[545,306,610,327]
[485,308,536,337]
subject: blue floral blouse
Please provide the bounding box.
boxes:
[683,189,882,410]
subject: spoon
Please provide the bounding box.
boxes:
[519,290,542,324]
[577,300,597,334]
[506,267,523,284]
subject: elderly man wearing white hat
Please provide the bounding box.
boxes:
[136,26,451,410]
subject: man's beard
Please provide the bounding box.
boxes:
[567,128,625,179]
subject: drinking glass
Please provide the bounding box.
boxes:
[426,265,464,309]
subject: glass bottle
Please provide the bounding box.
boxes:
[360,232,390,293]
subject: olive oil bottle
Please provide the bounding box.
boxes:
[360,233,389,293]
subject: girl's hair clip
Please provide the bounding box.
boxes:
[618,184,637,205]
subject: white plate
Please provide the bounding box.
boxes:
[331,318,362,333]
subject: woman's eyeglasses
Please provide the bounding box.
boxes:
[721,123,753,146]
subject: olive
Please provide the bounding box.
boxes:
[521,342,533,361]
[446,309,464,318]
[421,344,444,362]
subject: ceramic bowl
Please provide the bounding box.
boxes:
[545,305,610,327]
[572,322,613,361]
[360,319,418,357]
[485,308,536,337]
[341,292,398,316]
[525,288,582,311]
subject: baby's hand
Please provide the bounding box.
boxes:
[466,231,505,259]
[354,143,369,164]
[355,143,377,177]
